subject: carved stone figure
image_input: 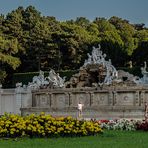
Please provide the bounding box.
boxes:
[28,69,65,89]
[135,61,148,85]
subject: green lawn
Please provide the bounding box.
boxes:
[0,130,147,148]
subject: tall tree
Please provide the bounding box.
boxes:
[0,34,20,83]
[109,16,138,56]
[51,22,100,70]
[132,29,148,66]
[93,17,126,67]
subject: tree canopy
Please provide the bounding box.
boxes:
[1,6,148,85]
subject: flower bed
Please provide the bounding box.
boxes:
[99,119,139,131]
[0,113,102,138]
[136,120,148,131]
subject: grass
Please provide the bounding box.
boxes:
[0,130,148,148]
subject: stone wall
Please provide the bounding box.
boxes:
[21,87,148,119]
[0,86,147,119]
[0,87,32,115]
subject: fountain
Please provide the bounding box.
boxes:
[65,45,118,88]
[1,45,148,119]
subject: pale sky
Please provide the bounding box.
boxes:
[0,0,148,26]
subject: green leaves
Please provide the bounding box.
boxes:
[0,53,20,69]
[0,36,20,68]
[1,6,148,86]
[0,35,20,83]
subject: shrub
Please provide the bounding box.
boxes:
[0,113,102,138]
[99,119,137,131]
[0,113,26,137]
[136,121,148,131]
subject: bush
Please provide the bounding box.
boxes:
[0,113,26,137]
[0,113,102,138]
[136,121,148,131]
[99,119,137,131]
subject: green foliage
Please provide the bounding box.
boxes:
[117,66,142,77]
[132,41,148,67]
[12,72,40,86]
[100,119,137,131]
[0,35,21,83]
[109,16,138,56]
[0,70,7,83]
[1,6,148,87]
[0,113,102,138]
[0,36,20,68]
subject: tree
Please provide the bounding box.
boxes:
[109,16,138,56]
[132,29,148,66]
[16,6,45,72]
[51,22,100,70]
[93,17,126,67]
[1,6,148,87]
[0,35,20,83]
[134,23,145,30]
[75,17,90,29]
[3,7,24,38]
[135,30,148,42]
[132,41,148,66]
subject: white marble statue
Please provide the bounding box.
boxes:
[83,44,118,85]
[136,61,148,85]
[28,69,65,89]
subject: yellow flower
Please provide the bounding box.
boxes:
[10,131,14,135]
[27,127,31,130]
[22,131,25,136]
[42,132,45,136]
[5,124,9,127]
[11,128,16,132]
[40,112,45,115]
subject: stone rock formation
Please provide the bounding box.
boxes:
[65,45,118,88]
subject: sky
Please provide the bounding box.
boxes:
[0,0,148,26]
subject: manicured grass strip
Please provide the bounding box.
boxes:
[0,130,148,148]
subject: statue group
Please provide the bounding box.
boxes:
[28,70,66,89]
[66,44,118,87]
